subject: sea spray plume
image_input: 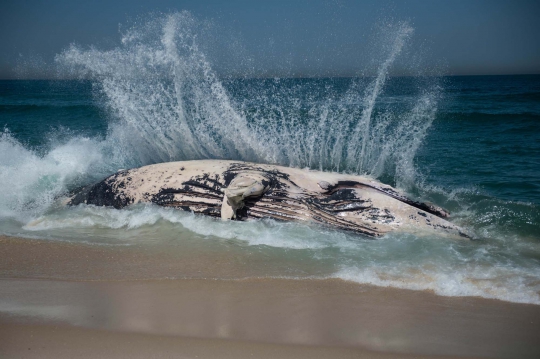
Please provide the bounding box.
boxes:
[252,22,415,173]
[346,21,413,173]
[57,12,437,192]
[245,20,433,186]
[393,88,440,189]
[353,79,441,190]
[57,12,265,166]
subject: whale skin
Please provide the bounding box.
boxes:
[68,160,469,239]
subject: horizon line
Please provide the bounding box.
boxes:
[1,73,540,81]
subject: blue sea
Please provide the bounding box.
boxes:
[1,13,539,304]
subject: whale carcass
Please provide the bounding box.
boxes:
[68,160,469,239]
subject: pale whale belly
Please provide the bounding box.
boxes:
[68,160,469,239]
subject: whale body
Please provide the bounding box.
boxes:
[68,160,469,239]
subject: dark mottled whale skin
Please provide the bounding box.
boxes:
[68,160,469,239]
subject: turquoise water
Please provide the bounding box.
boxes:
[1,13,539,304]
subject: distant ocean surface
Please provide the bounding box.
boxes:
[1,13,539,305]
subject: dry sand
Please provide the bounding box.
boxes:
[1,235,539,358]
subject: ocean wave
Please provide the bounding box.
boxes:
[335,264,540,305]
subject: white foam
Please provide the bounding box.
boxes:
[23,203,345,250]
[335,262,540,305]
[0,131,105,221]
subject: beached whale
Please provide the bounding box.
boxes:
[68,160,469,239]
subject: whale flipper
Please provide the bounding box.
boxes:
[221,173,269,220]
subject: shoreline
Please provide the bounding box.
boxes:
[1,235,540,358]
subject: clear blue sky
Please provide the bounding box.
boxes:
[1,0,539,78]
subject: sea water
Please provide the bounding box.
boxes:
[1,12,539,304]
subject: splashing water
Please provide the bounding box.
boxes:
[349,22,412,172]
[56,13,435,186]
[1,12,437,223]
[58,12,266,166]
[0,130,105,221]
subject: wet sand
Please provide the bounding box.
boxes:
[1,235,540,358]
[0,323,465,359]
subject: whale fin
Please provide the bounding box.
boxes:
[221,173,269,220]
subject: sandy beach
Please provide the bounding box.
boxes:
[1,235,539,358]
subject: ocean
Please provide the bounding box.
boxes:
[1,13,539,305]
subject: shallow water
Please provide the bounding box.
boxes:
[1,12,539,304]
